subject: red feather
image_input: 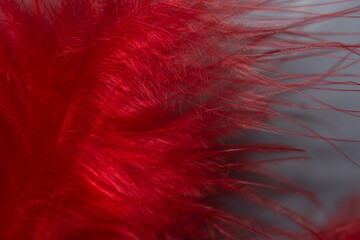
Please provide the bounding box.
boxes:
[319,195,360,240]
[0,0,359,239]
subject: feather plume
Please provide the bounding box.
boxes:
[0,0,359,239]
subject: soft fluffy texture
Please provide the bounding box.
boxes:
[319,195,360,240]
[0,0,359,239]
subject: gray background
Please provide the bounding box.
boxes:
[227,0,360,236]
[264,0,360,228]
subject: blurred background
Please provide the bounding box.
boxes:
[275,0,360,222]
[262,0,360,227]
[225,0,360,236]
